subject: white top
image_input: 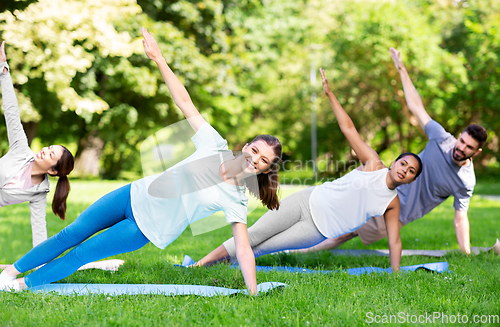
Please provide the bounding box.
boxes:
[310,168,397,238]
[130,122,248,249]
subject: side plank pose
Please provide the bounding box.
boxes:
[195,68,423,273]
[0,41,74,247]
[0,28,282,295]
[295,48,487,255]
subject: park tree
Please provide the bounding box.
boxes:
[0,0,496,179]
[436,0,500,171]
[0,0,38,13]
[0,0,144,175]
[0,0,231,178]
[309,0,463,173]
[214,0,469,178]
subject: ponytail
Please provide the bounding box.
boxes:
[243,134,282,210]
[52,175,70,220]
[50,146,75,220]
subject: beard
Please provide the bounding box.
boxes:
[452,147,472,162]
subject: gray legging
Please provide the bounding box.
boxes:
[223,187,326,260]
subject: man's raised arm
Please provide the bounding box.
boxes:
[390,48,432,130]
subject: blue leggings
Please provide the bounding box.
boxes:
[14,184,150,287]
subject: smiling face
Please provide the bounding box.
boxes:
[452,132,481,163]
[34,145,65,175]
[389,155,420,185]
[241,140,278,175]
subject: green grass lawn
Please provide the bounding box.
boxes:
[1,180,499,326]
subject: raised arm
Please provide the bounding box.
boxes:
[390,48,432,130]
[320,68,379,166]
[141,28,205,132]
[384,196,402,272]
[0,41,30,151]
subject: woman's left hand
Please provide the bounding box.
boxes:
[0,41,6,62]
[0,41,7,73]
[142,27,163,63]
[319,68,332,95]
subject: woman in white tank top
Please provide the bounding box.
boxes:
[196,69,422,273]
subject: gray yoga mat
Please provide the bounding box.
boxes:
[329,239,500,257]
[28,282,287,296]
[180,256,449,275]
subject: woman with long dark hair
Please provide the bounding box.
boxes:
[0,28,281,295]
[195,68,423,273]
[0,41,74,247]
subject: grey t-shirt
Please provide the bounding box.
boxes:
[397,120,475,225]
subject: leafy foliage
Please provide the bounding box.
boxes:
[0,0,497,178]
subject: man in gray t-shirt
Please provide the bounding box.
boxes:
[297,48,487,254]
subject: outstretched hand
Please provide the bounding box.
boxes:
[142,27,163,62]
[0,41,6,62]
[0,41,7,73]
[319,68,332,96]
[389,47,404,71]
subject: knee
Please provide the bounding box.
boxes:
[56,227,83,247]
[61,248,87,268]
[339,232,357,241]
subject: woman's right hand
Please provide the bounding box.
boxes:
[142,27,164,62]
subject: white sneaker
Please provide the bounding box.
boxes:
[0,280,21,292]
[0,270,15,284]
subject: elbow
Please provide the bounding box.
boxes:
[175,97,193,109]
[454,212,468,226]
[236,245,255,262]
[237,246,254,259]
[390,236,402,249]
[340,124,356,135]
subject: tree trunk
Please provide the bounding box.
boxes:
[74,133,104,177]
[21,121,38,147]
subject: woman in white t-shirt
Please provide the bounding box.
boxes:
[0,29,282,295]
[0,42,74,248]
[196,68,422,273]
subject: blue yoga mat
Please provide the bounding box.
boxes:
[28,282,287,296]
[181,255,448,275]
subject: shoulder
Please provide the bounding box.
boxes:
[359,158,386,172]
[424,120,453,141]
[383,194,400,212]
[191,122,228,151]
[355,155,387,172]
[458,165,476,190]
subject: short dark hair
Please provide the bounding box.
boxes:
[463,124,487,148]
[395,152,423,180]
